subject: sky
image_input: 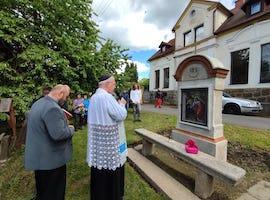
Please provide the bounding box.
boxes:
[92,0,235,79]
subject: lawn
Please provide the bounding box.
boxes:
[0,111,269,200]
[0,111,174,200]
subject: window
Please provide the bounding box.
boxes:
[195,24,204,42]
[184,30,192,47]
[231,48,249,84]
[190,10,196,17]
[163,68,169,88]
[261,43,270,83]
[155,70,160,89]
[250,1,261,15]
[161,46,166,52]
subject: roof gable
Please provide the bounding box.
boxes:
[172,0,232,32]
[148,39,175,62]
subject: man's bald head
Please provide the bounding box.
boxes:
[48,84,70,102]
[99,76,116,94]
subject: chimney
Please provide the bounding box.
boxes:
[231,0,246,14]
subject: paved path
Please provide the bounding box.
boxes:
[141,104,270,130]
[237,181,270,200]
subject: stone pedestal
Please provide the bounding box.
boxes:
[142,139,154,156]
[173,55,229,161]
[172,129,227,161]
[195,170,214,199]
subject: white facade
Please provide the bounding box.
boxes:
[149,54,176,91]
[149,0,270,92]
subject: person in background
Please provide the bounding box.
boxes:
[25,84,74,200]
[121,90,130,110]
[73,94,84,131]
[130,83,142,122]
[30,86,52,107]
[155,89,162,108]
[87,74,127,200]
[83,94,90,125]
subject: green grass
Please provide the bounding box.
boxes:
[224,124,270,151]
[0,111,269,200]
[0,111,173,200]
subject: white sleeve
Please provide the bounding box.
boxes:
[139,90,142,100]
[130,90,135,102]
[107,95,127,122]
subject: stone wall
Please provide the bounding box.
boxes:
[225,88,270,116]
[143,90,178,105]
[224,88,270,103]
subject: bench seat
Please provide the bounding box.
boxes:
[135,128,246,198]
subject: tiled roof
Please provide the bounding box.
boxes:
[215,1,270,34]
[148,39,175,62]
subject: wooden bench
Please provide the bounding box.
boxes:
[135,128,246,199]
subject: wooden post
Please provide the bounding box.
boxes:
[0,98,16,146]
[0,133,10,161]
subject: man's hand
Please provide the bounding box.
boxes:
[69,125,75,135]
[118,97,126,105]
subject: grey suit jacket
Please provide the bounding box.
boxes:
[25,96,74,170]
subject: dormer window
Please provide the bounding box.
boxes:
[190,10,196,17]
[250,1,261,15]
[161,46,166,52]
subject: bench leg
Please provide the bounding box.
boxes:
[142,140,154,156]
[195,170,214,199]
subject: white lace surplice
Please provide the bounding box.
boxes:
[87,88,127,170]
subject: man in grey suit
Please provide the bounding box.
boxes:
[25,84,74,200]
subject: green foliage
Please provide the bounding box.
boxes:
[116,61,138,91]
[0,0,128,119]
[139,78,149,90]
[0,113,8,121]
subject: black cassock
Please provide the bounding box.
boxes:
[90,165,125,200]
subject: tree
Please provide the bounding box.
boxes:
[124,62,138,83]
[116,61,138,91]
[0,0,128,119]
[139,78,149,90]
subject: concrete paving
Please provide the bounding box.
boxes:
[128,148,200,200]
[237,181,270,200]
[141,104,270,130]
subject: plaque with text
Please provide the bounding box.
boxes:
[0,98,12,113]
[182,63,208,81]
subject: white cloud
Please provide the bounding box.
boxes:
[117,60,149,73]
[92,0,235,50]
[116,60,149,79]
[132,60,149,73]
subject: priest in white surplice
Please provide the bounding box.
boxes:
[87,74,127,200]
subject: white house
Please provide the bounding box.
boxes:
[148,0,270,109]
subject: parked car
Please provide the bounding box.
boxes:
[222,92,263,114]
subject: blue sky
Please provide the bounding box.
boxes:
[128,50,156,79]
[92,0,235,79]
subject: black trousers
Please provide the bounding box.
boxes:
[132,103,140,120]
[35,165,66,200]
[90,165,125,200]
[74,113,83,130]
